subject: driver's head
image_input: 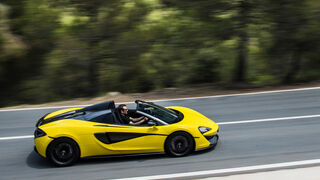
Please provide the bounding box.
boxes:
[118,104,128,115]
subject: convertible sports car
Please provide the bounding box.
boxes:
[34,100,219,166]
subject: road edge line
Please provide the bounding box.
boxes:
[111,159,320,180]
[1,86,320,112]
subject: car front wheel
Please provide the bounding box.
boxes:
[165,132,194,157]
[47,138,80,167]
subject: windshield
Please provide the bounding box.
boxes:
[136,101,181,124]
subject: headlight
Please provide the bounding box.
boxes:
[34,128,46,138]
[198,126,211,134]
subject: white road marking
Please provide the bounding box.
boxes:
[111,159,320,180]
[1,114,320,141]
[0,135,33,140]
[0,105,88,112]
[0,86,320,112]
[153,86,320,102]
[217,114,320,125]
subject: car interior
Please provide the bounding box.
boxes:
[113,107,155,126]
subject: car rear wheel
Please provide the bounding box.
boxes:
[47,138,80,167]
[165,132,194,157]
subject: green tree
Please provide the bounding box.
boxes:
[161,0,265,83]
[43,0,152,97]
[0,3,27,106]
[265,0,320,83]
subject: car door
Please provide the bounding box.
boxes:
[88,112,170,155]
[94,123,170,155]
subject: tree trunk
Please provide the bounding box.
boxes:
[88,54,99,96]
[233,1,249,83]
[283,49,301,83]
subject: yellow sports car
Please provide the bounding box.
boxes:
[34,100,219,166]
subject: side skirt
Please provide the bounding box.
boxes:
[81,152,166,160]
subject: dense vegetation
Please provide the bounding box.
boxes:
[0,0,320,107]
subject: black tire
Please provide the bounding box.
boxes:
[46,138,80,167]
[165,132,194,157]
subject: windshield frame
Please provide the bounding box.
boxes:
[135,100,181,124]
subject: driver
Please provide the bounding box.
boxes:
[118,104,148,125]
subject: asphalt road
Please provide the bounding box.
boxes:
[1,88,320,180]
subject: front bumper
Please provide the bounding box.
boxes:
[196,134,219,151]
[206,134,219,147]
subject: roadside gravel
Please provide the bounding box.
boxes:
[1,81,320,110]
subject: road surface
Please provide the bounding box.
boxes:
[1,88,320,179]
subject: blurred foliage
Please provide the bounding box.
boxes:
[0,0,320,106]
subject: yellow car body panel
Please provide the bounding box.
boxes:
[44,107,82,120]
[34,136,53,157]
[34,103,219,159]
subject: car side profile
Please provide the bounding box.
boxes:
[34,100,219,166]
